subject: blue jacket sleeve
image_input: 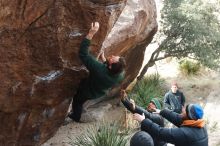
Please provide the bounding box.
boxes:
[160,109,183,127]
[121,98,164,126]
[121,98,135,113]
[121,98,149,116]
[141,119,186,144]
[135,106,164,126]
[79,38,103,72]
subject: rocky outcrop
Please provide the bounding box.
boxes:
[0,0,157,145]
[103,0,158,87]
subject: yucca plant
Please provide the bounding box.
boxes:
[69,122,129,146]
[129,74,165,108]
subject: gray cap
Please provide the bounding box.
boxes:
[130,131,154,146]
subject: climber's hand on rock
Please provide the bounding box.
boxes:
[100,51,106,62]
[86,22,99,40]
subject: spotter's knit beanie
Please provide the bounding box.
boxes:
[130,131,154,146]
[186,104,204,120]
[150,98,162,110]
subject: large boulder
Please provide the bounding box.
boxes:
[0,0,157,145]
[103,0,158,87]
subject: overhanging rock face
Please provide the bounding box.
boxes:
[0,0,157,145]
[103,0,158,90]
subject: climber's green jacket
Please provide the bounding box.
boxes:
[78,38,124,99]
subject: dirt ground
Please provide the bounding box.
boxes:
[42,58,220,146]
[42,99,126,146]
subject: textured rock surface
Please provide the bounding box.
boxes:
[80,103,112,122]
[103,0,158,97]
[0,0,157,145]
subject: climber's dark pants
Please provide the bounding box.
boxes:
[69,90,88,122]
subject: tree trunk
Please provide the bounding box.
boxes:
[137,61,155,80]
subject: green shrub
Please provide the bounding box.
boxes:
[128,74,165,108]
[69,122,129,146]
[179,60,201,76]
